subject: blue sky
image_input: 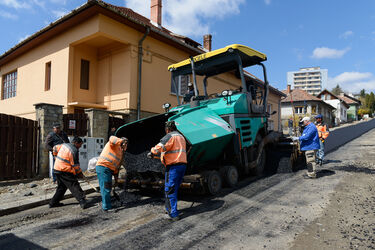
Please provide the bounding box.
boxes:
[1,0,375,93]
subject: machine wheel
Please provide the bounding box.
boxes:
[205,171,222,195]
[277,156,293,173]
[256,145,266,176]
[223,165,239,187]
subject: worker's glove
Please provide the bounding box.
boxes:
[147,152,154,159]
[291,136,299,141]
[321,139,325,143]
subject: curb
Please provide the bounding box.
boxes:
[0,184,100,217]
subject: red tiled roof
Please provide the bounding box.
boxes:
[281,89,321,102]
[337,95,359,105]
[0,0,202,65]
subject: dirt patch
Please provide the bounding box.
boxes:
[291,170,375,249]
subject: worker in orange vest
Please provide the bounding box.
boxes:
[49,136,87,209]
[96,136,128,212]
[148,120,187,221]
[315,114,330,166]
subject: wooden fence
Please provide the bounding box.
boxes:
[0,113,39,180]
[63,113,88,136]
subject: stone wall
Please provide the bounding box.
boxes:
[85,109,109,141]
[34,103,63,177]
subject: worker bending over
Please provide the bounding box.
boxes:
[315,114,329,166]
[148,121,187,221]
[292,117,320,179]
[49,136,87,209]
[96,136,128,212]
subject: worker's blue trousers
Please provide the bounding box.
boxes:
[96,165,113,210]
[165,164,186,218]
[316,140,325,162]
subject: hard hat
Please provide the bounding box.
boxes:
[187,82,193,87]
[301,117,310,122]
[315,114,323,119]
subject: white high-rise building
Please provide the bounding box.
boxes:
[287,67,328,95]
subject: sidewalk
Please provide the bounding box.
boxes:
[0,174,99,216]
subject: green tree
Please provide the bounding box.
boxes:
[331,84,343,95]
[369,92,375,113]
[360,89,366,98]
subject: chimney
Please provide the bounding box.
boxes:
[151,0,162,27]
[287,84,291,94]
[203,34,212,51]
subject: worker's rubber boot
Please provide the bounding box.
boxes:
[79,199,88,209]
[49,202,64,208]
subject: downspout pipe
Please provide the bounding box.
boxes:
[137,26,150,120]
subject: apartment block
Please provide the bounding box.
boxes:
[287,67,328,95]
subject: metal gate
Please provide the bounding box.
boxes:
[0,113,38,180]
[63,113,88,136]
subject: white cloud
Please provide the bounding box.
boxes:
[339,30,353,39]
[328,72,375,93]
[264,0,271,5]
[125,0,245,37]
[31,0,46,9]
[52,9,69,18]
[0,10,18,20]
[0,0,30,9]
[311,47,350,59]
[18,34,31,43]
[50,0,67,5]
[331,72,372,84]
[125,0,149,17]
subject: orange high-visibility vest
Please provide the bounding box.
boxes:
[53,143,82,175]
[96,136,125,174]
[52,144,62,156]
[151,131,187,167]
[316,123,330,140]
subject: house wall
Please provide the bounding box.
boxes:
[347,105,358,121]
[0,13,283,123]
[0,40,70,120]
[267,92,281,131]
[281,101,334,128]
[324,99,347,124]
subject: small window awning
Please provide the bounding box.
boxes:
[68,102,107,109]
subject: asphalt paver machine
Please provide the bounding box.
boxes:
[117,44,304,194]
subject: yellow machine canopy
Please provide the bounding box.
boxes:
[168,44,267,77]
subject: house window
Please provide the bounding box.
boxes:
[80,59,90,90]
[320,94,325,100]
[312,105,316,114]
[295,106,304,114]
[267,104,273,114]
[2,70,17,100]
[45,62,51,91]
[171,75,190,96]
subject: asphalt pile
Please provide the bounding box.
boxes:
[123,152,164,173]
[111,189,142,206]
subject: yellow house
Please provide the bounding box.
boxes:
[0,0,285,130]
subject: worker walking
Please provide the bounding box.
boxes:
[45,123,69,183]
[148,121,187,221]
[292,117,320,179]
[315,114,329,166]
[96,136,128,212]
[49,136,87,208]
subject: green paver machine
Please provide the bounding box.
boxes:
[117,44,303,194]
